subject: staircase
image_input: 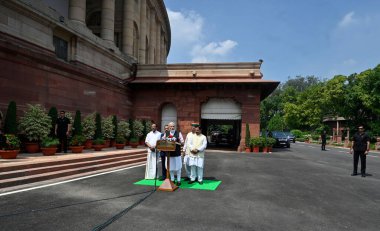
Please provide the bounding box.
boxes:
[0,149,147,189]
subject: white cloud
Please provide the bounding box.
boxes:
[191,40,238,63]
[167,8,238,63]
[338,11,357,28]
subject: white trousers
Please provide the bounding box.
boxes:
[170,170,181,182]
[190,166,203,182]
[144,151,157,179]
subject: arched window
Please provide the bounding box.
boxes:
[161,104,177,132]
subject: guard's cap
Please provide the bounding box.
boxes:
[191,122,200,127]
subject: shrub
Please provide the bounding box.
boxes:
[48,107,58,137]
[250,137,262,147]
[1,134,21,150]
[94,113,102,139]
[102,115,114,139]
[118,120,131,139]
[19,104,51,142]
[72,110,82,136]
[132,119,144,138]
[245,123,251,147]
[70,134,86,146]
[93,137,105,145]
[267,137,276,147]
[112,115,118,139]
[115,135,126,144]
[83,113,96,140]
[4,101,17,134]
[41,137,59,148]
[290,129,303,138]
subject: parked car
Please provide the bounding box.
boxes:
[271,131,291,148]
[284,131,296,143]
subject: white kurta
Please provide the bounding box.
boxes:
[144,130,161,179]
[188,134,207,168]
[183,132,195,166]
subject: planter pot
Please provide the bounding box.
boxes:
[110,140,116,147]
[130,142,139,148]
[25,142,39,153]
[104,139,111,148]
[93,145,103,151]
[262,147,268,153]
[41,147,57,156]
[139,140,145,145]
[0,150,20,159]
[252,146,259,153]
[268,147,273,153]
[84,140,93,149]
[245,147,251,153]
[70,146,84,153]
[125,140,129,146]
[115,143,125,149]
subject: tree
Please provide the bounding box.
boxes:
[112,115,118,139]
[94,113,102,139]
[48,107,58,137]
[267,114,286,131]
[72,110,82,136]
[4,101,17,134]
[245,123,251,147]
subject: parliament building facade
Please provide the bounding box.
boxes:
[0,0,279,151]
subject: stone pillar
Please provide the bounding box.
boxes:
[138,0,147,64]
[101,0,115,42]
[69,0,86,24]
[122,0,134,55]
[149,10,156,64]
[155,23,161,64]
[160,34,165,63]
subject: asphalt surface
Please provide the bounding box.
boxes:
[0,143,379,231]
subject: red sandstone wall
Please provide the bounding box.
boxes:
[131,86,261,151]
[0,36,132,119]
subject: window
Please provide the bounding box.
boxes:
[53,36,68,61]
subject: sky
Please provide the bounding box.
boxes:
[164,0,380,83]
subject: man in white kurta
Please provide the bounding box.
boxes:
[188,126,207,184]
[183,123,198,180]
[144,123,161,179]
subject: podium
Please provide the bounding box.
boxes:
[156,140,178,192]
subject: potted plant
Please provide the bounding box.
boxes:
[110,115,118,147]
[261,137,268,153]
[129,137,139,148]
[0,134,21,159]
[69,134,86,153]
[118,120,131,145]
[19,104,51,153]
[40,136,59,156]
[250,137,261,153]
[115,135,126,149]
[132,119,144,145]
[244,123,251,152]
[82,113,96,149]
[102,115,115,147]
[267,137,276,153]
[92,137,105,151]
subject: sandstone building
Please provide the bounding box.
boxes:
[0,0,279,151]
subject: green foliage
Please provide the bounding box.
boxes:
[4,101,17,134]
[266,137,276,147]
[112,115,118,138]
[250,137,262,147]
[129,137,139,143]
[102,115,114,139]
[118,120,131,139]
[93,137,105,145]
[2,134,21,150]
[143,120,153,137]
[245,123,251,147]
[70,134,86,146]
[129,118,134,138]
[267,114,286,131]
[290,129,303,138]
[41,136,59,147]
[82,113,96,140]
[132,119,144,138]
[94,113,102,139]
[72,110,82,136]
[115,135,126,144]
[48,107,58,137]
[19,104,51,142]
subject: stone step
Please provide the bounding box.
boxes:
[0,156,147,188]
[0,149,146,172]
[0,152,147,180]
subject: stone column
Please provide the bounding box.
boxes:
[155,22,161,64]
[160,33,165,63]
[101,0,115,42]
[69,0,86,24]
[122,0,134,55]
[138,0,147,64]
[149,10,156,64]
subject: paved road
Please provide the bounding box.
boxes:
[0,143,379,231]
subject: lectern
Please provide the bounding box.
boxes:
[156,140,178,192]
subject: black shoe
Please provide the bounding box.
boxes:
[184,177,190,181]
[351,173,358,176]
[188,181,195,184]
[159,176,166,181]
[176,181,181,186]
[198,181,203,185]
[361,174,366,177]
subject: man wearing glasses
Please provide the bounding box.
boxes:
[350,125,371,177]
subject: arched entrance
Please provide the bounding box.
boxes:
[201,98,242,149]
[161,103,177,132]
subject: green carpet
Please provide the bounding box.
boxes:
[134,178,221,191]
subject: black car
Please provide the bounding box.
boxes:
[284,131,296,143]
[271,131,291,148]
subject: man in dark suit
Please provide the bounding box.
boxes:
[55,111,71,153]
[350,125,370,177]
[159,124,169,180]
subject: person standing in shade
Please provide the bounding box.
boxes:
[159,124,169,180]
[321,130,327,151]
[55,111,71,153]
[144,123,161,179]
[350,125,371,177]
[162,122,184,186]
[188,126,207,185]
[183,123,198,181]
